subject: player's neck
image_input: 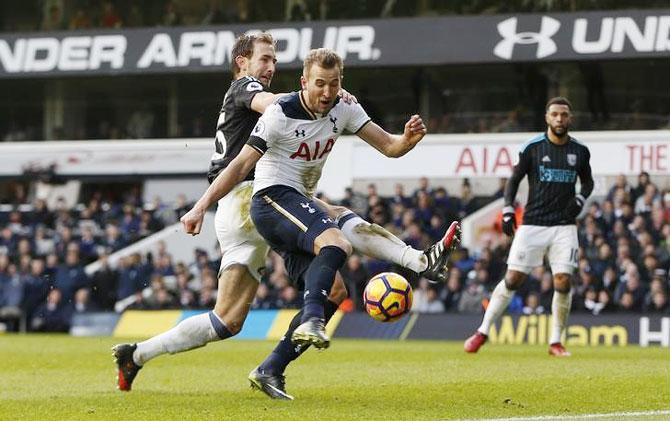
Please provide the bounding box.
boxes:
[299,90,331,118]
[546,130,568,145]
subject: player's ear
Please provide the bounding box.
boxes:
[235,55,247,73]
[300,75,307,89]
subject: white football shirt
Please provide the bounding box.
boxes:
[247,91,370,197]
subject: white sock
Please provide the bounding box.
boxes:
[133,312,225,366]
[550,290,572,344]
[339,213,427,273]
[478,279,515,335]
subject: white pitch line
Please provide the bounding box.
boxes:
[463,409,670,421]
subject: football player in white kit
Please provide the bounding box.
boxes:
[186,48,454,399]
[112,36,459,394]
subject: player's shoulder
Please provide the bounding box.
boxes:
[519,133,546,153]
[232,76,265,93]
[567,136,589,150]
[275,91,314,121]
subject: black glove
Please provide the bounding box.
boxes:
[565,195,585,219]
[502,206,516,237]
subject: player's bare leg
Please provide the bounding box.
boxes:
[548,272,573,357]
[114,264,258,391]
[464,270,526,353]
[315,200,460,282]
[249,273,348,400]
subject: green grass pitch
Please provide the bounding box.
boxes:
[1,335,669,420]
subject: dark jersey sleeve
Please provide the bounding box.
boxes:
[246,136,267,155]
[578,147,594,199]
[234,78,266,110]
[504,148,531,207]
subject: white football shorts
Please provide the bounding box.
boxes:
[506,225,578,275]
[215,180,269,281]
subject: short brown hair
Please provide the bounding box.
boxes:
[545,96,572,111]
[231,33,275,76]
[303,48,343,78]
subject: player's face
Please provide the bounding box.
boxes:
[545,104,571,137]
[301,64,341,114]
[247,42,276,87]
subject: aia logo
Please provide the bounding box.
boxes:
[290,139,335,161]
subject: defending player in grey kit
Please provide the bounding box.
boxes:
[464,97,593,357]
[113,34,460,394]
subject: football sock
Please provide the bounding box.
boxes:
[302,246,347,322]
[478,279,515,335]
[550,290,572,344]
[133,311,233,366]
[258,300,339,375]
[338,211,427,273]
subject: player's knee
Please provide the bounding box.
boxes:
[322,237,352,257]
[212,306,245,335]
[327,204,349,219]
[505,270,526,290]
[553,273,572,293]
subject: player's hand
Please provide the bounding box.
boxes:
[180,207,205,235]
[403,114,427,145]
[565,195,585,219]
[338,88,358,104]
[501,206,516,237]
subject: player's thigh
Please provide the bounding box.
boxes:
[215,181,269,281]
[251,186,339,255]
[313,196,349,219]
[547,225,579,275]
[214,264,259,333]
[506,225,551,274]
[314,227,351,255]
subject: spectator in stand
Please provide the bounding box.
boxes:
[126,5,144,27]
[31,289,72,332]
[340,254,368,311]
[103,223,126,252]
[198,270,217,308]
[22,258,49,328]
[100,1,122,28]
[0,259,23,331]
[413,176,434,201]
[41,3,65,31]
[276,285,301,309]
[413,278,445,313]
[522,292,544,314]
[441,268,462,311]
[458,275,485,314]
[54,248,89,303]
[630,171,651,204]
[634,183,660,215]
[90,251,118,311]
[606,174,631,202]
[391,183,412,208]
[69,8,92,29]
[162,1,182,26]
[73,288,96,313]
[614,266,646,312]
[116,254,149,302]
[251,283,276,310]
[173,194,191,220]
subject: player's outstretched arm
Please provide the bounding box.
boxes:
[181,146,261,235]
[251,92,284,114]
[357,114,426,158]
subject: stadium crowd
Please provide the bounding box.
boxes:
[0,174,669,332]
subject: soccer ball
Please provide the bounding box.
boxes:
[363,272,413,322]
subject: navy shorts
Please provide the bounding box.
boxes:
[251,185,339,280]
